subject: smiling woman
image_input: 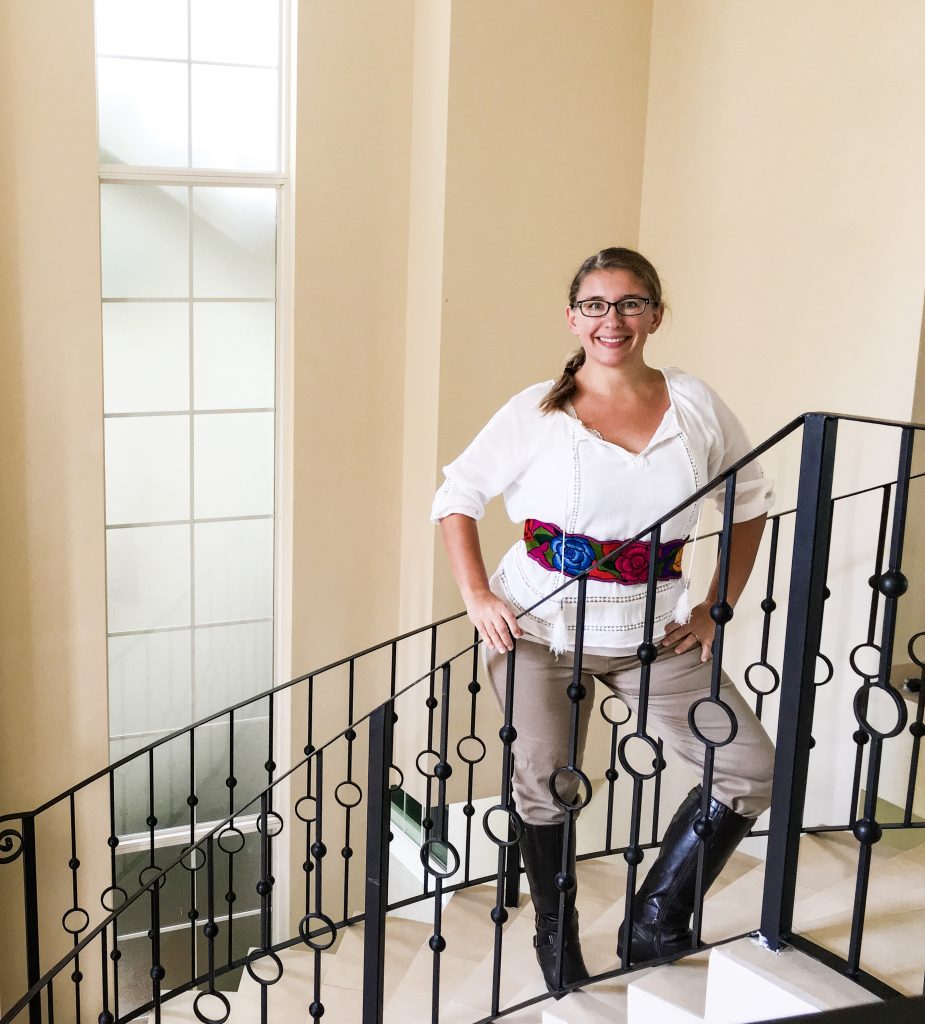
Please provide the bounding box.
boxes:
[433,245,776,991]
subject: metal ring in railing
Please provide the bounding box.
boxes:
[482,804,523,847]
[548,765,593,811]
[298,911,338,951]
[688,697,739,749]
[744,661,780,697]
[294,795,318,823]
[244,948,284,986]
[193,989,231,1024]
[216,825,246,855]
[853,684,908,740]
[618,732,663,782]
[419,837,461,880]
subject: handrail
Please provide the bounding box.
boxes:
[4,408,925,1023]
[0,608,467,824]
[8,408,923,826]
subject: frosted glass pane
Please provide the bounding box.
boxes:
[98,58,188,167]
[194,412,274,518]
[103,303,189,413]
[191,0,280,66]
[191,65,278,172]
[107,525,191,632]
[109,630,192,736]
[194,520,273,623]
[101,185,189,298]
[192,187,275,298]
[105,416,190,524]
[112,734,191,834]
[194,621,272,720]
[194,716,269,824]
[193,303,275,410]
[96,0,188,59]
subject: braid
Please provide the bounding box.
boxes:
[539,349,586,414]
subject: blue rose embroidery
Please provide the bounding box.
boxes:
[550,535,595,575]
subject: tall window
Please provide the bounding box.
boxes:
[95,0,289,986]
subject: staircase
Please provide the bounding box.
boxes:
[154,827,924,1023]
[3,411,924,1024]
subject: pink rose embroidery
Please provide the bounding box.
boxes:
[611,542,652,584]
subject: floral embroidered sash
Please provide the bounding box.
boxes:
[523,518,685,585]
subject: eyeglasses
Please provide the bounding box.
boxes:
[572,297,655,317]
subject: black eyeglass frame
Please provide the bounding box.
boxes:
[571,297,657,317]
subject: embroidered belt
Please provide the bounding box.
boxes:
[523,518,686,585]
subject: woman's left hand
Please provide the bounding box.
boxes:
[661,600,715,662]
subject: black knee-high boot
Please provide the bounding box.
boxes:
[618,786,755,963]
[519,821,590,992]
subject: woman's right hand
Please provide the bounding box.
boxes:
[464,590,523,653]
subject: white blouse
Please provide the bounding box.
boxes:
[431,367,775,654]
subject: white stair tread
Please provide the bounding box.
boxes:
[542,969,655,1024]
[626,951,710,1023]
[704,937,881,1024]
[792,835,925,996]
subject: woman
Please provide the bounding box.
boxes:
[431,248,775,989]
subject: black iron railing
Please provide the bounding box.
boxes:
[2,411,925,1024]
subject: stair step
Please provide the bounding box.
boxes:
[626,951,710,1023]
[792,844,925,997]
[704,937,881,1023]
[384,884,502,1021]
[542,970,655,1024]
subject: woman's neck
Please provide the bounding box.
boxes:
[574,359,663,399]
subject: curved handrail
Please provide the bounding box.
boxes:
[5,408,925,1021]
[10,407,924,825]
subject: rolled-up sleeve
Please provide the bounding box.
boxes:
[705,385,775,522]
[431,396,528,523]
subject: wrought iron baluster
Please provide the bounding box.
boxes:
[459,630,485,885]
[226,709,237,965]
[847,428,915,975]
[187,730,198,983]
[420,627,440,897]
[487,643,520,1019]
[192,836,230,1024]
[746,516,782,721]
[301,676,316,922]
[66,792,85,1024]
[149,862,164,1024]
[599,687,632,853]
[99,927,113,1024]
[904,636,925,825]
[303,750,335,1024]
[256,792,274,1024]
[16,815,42,1024]
[691,474,738,948]
[849,485,892,827]
[620,525,663,968]
[548,575,591,993]
[422,664,456,1024]
[651,739,665,847]
[363,703,394,1024]
[340,661,358,924]
[266,693,277,945]
[104,772,122,1023]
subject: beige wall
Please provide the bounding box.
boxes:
[0,0,110,1011]
[639,0,925,822]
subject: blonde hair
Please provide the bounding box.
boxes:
[539,247,663,414]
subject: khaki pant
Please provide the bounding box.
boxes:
[484,639,775,825]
